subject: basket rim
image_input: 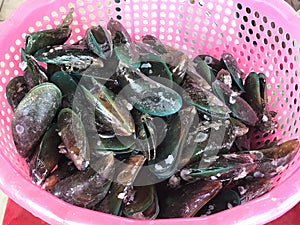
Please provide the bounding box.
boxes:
[1,0,300,224]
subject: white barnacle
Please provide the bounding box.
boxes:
[203,114,211,121]
[15,124,25,134]
[210,176,218,180]
[262,115,268,122]
[229,91,239,104]
[117,192,126,200]
[168,175,181,187]
[253,171,265,178]
[19,61,27,71]
[180,169,193,181]
[204,56,213,64]
[233,167,248,180]
[223,75,232,88]
[154,164,164,171]
[126,102,133,110]
[227,203,233,209]
[140,63,151,69]
[165,155,174,165]
[237,186,247,195]
[54,46,64,51]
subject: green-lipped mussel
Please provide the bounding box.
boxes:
[6,10,299,220]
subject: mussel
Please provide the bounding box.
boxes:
[6,15,300,221]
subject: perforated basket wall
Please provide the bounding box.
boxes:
[0,0,300,224]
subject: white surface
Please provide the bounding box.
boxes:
[0,190,8,225]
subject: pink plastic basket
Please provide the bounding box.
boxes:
[1,0,300,224]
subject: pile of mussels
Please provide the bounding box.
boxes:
[6,9,300,219]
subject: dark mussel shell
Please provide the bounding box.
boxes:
[51,153,115,208]
[57,108,90,171]
[29,123,61,185]
[25,9,73,55]
[6,76,29,112]
[12,83,62,158]
[158,180,222,218]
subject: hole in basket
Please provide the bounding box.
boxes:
[270,21,275,29]
[264,139,270,146]
[262,16,268,23]
[259,25,264,32]
[237,3,242,10]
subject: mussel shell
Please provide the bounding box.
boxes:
[234,178,273,203]
[50,71,78,107]
[34,44,97,73]
[158,180,222,218]
[221,53,245,92]
[193,58,216,85]
[193,54,224,75]
[243,72,278,133]
[139,53,173,81]
[142,35,168,54]
[123,185,159,220]
[30,123,61,184]
[25,27,72,55]
[51,154,115,208]
[6,76,29,112]
[50,71,99,136]
[57,108,91,171]
[94,182,124,215]
[212,80,258,126]
[25,9,73,55]
[24,54,48,89]
[250,139,300,178]
[80,77,135,136]
[82,51,120,87]
[117,66,182,117]
[197,189,241,216]
[107,18,132,46]
[84,25,113,59]
[42,159,77,191]
[182,163,257,182]
[243,72,264,113]
[182,75,231,119]
[148,106,197,179]
[115,154,146,185]
[94,135,135,153]
[131,109,159,160]
[12,82,62,158]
